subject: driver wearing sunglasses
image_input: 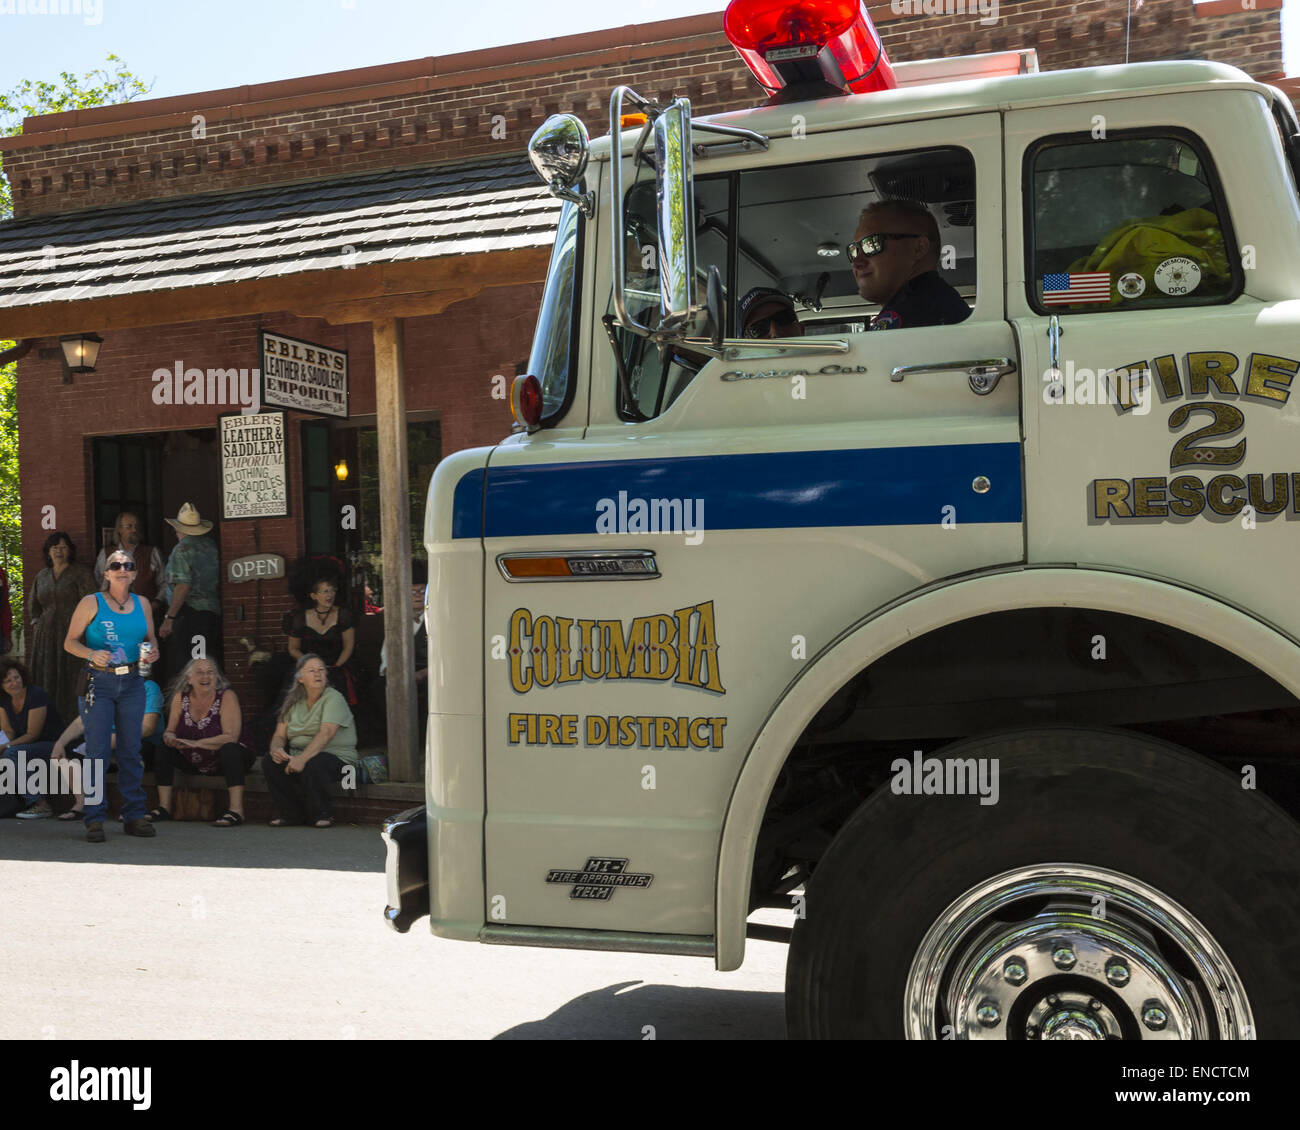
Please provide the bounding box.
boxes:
[847,200,971,331]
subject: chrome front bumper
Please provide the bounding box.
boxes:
[381,805,429,933]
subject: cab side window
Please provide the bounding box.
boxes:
[612,146,976,420]
[1028,132,1240,312]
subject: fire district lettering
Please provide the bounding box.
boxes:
[508,713,727,749]
[508,601,724,693]
[1092,349,1299,523]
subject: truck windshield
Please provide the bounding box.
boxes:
[528,200,583,422]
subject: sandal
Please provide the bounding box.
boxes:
[57,808,85,822]
[314,818,334,828]
[148,806,173,821]
[269,817,297,827]
[212,810,244,827]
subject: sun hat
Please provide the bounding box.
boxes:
[165,503,213,535]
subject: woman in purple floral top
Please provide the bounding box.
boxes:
[150,657,253,827]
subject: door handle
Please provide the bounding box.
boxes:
[889,357,1017,396]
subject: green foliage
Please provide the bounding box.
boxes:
[0,54,151,220]
[0,352,20,633]
[0,57,150,643]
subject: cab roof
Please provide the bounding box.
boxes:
[596,60,1264,159]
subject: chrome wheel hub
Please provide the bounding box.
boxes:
[905,864,1254,1040]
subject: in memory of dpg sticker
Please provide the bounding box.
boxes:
[545,857,654,900]
[1153,257,1201,297]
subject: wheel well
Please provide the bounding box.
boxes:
[748,607,1300,911]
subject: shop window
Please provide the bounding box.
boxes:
[352,420,440,606]
[93,436,165,554]
[1027,131,1240,313]
[301,421,334,557]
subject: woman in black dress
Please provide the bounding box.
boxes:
[287,578,357,704]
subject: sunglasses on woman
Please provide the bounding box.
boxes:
[845,232,922,264]
[106,561,137,572]
[744,307,799,338]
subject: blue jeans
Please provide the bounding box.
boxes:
[80,670,147,825]
[1,742,56,804]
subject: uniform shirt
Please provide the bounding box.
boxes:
[164,535,221,614]
[283,687,358,767]
[869,270,971,331]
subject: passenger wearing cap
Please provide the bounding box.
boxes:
[739,287,806,339]
[848,200,970,331]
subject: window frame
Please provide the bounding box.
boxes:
[1022,126,1244,317]
[612,142,981,421]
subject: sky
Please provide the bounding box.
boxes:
[0,0,1295,109]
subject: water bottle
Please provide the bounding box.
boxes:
[138,642,153,678]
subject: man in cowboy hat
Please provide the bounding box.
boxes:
[159,503,222,680]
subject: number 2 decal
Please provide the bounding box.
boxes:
[1168,402,1246,469]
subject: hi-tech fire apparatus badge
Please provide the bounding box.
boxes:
[546,857,655,900]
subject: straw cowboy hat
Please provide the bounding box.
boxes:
[165,503,213,536]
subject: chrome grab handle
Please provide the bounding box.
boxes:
[1048,314,1063,373]
[889,357,1017,396]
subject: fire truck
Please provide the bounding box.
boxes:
[383,0,1300,1040]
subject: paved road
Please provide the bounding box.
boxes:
[0,821,787,1040]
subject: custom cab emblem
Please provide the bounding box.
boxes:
[545,857,654,900]
[720,364,867,381]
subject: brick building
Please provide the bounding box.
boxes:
[0,1,1291,777]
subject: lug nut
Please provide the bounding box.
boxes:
[976,1000,1001,1028]
[1089,999,1102,1011]
[1142,1003,1169,1031]
[1003,958,1027,986]
[1106,959,1131,987]
[1052,947,1077,970]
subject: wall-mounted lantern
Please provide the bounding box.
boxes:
[59,333,103,381]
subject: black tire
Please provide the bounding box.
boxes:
[785,727,1300,1039]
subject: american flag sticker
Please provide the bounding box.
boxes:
[1042,272,1111,305]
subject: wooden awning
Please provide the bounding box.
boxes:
[0,153,557,336]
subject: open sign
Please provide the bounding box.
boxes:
[227,554,285,584]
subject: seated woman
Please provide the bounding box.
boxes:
[0,658,64,819]
[262,653,357,828]
[287,577,357,705]
[49,678,164,821]
[150,657,253,828]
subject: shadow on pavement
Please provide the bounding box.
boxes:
[0,819,383,873]
[493,980,786,1040]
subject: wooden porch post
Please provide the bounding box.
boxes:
[372,317,419,781]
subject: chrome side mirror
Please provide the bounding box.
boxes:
[528,115,595,216]
[653,98,702,337]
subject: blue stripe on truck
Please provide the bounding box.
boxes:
[452,442,1022,539]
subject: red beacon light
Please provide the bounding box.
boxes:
[724,0,897,101]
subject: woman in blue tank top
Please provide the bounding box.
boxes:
[63,548,162,842]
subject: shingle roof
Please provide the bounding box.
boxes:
[0,154,560,310]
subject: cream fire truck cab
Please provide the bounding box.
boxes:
[383,0,1300,1040]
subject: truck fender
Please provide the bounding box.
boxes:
[714,566,1300,971]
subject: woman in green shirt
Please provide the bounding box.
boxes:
[263,653,357,827]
